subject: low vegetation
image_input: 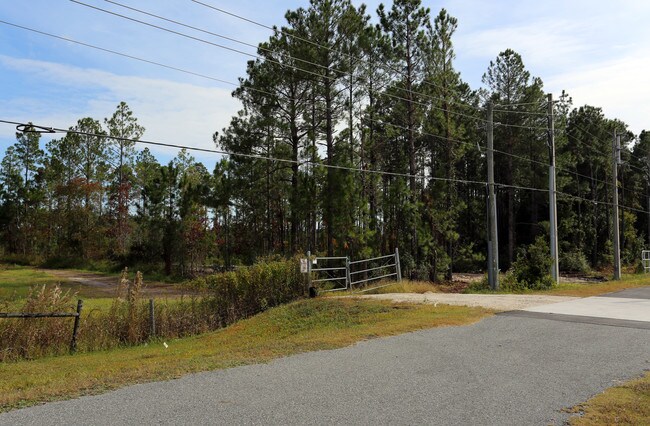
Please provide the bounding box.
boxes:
[568,371,650,425]
[0,298,492,412]
[1,258,304,362]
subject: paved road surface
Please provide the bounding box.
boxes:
[2,288,649,425]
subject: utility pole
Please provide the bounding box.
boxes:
[547,94,559,284]
[612,129,622,280]
[487,102,499,290]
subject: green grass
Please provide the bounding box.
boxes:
[568,371,650,425]
[0,298,493,412]
[0,266,64,299]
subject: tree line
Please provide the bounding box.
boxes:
[1,0,649,279]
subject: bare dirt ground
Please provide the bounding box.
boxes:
[42,269,186,297]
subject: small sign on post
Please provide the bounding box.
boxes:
[300,258,308,273]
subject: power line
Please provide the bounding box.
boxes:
[90,0,553,134]
[1,19,549,169]
[0,20,239,87]
[494,100,546,107]
[74,0,491,127]
[3,118,649,215]
[103,0,490,121]
[4,19,641,202]
[3,20,642,193]
[189,0,559,133]
[188,0,480,110]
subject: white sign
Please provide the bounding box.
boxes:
[300,258,308,273]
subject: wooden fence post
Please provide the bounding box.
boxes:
[70,299,83,353]
[149,298,156,338]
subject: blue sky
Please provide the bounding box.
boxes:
[1,0,649,169]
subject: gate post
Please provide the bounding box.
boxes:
[345,256,352,290]
[306,250,312,295]
[395,248,402,282]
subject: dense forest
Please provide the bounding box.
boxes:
[1,0,649,280]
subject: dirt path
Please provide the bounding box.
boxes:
[351,292,579,311]
[42,269,185,297]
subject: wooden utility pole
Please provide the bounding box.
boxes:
[487,102,499,290]
[612,130,622,280]
[547,94,559,284]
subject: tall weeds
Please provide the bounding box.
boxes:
[1,258,304,362]
[0,285,76,361]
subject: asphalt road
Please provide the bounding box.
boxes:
[2,291,649,425]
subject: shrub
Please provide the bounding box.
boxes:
[559,250,590,273]
[190,258,304,325]
[454,243,486,273]
[509,236,554,290]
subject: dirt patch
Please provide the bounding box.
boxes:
[452,273,484,283]
[41,269,186,297]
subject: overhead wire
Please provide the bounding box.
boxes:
[188,0,564,133]
[4,4,647,205]
[1,20,635,194]
[0,18,543,168]
[3,22,641,207]
[3,118,649,215]
[187,0,481,110]
[73,0,490,127]
[93,0,554,134]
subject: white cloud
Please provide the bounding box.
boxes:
[456,19,596,71]
[546,49,650,134]
[0,55,241,163]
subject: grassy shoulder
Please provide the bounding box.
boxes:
[545,274,650,297]
[0,298,492,412]
[348,273,650,298]
[568,371,650,425]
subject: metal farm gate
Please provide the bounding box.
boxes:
[306,249,402,294]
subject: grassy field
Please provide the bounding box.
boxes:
[0,266,65,299]
[0,265,122,301]
[0,264,186,308]
[0,298,492,412]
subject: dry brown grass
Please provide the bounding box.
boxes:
[0,285,77,361]
[547,274,650,297]
[568,371,650,425]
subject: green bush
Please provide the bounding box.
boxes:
[558,250,591,274]
[454,243,486,273]
[190,258,304,325]
[509,236,554,290]
[559,250,590,273]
